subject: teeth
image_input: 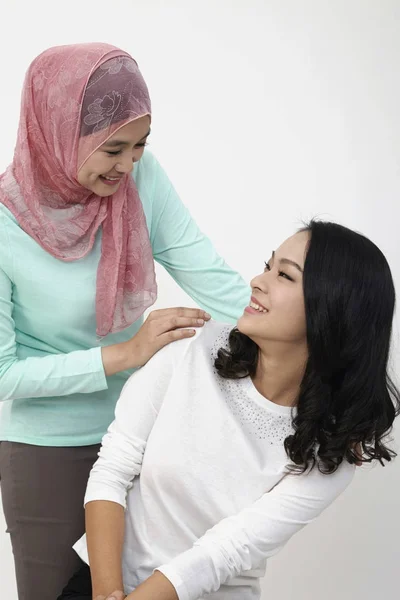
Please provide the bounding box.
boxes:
[103,176,119,181]
[249,301,267,313]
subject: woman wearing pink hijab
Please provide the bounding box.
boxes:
[0,43,249,600]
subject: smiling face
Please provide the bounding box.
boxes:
[238,231,309,346]
[76,115,151,196]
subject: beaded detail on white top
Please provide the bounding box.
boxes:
[211,325,294,444]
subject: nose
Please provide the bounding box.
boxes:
[115,151,136,174]
[250,271,268,293]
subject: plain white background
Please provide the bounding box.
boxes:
[0,1,399,598]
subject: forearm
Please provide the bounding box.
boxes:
[126,571,178,600]
[0,347,107,401]
[85,500,125,597]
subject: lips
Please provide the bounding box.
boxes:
[251,296,268,311]
[99,175,123,186]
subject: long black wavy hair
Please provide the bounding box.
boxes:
[215,220,400,473]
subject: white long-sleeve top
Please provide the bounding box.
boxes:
[74,321,355,600]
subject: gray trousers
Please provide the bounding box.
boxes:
[0,441,100,600]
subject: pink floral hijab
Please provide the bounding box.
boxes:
[0,43,157,337]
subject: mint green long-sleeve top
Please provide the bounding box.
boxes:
[0,151,250,446]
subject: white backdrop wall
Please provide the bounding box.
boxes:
[0,1,399,598]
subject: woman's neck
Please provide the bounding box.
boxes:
[251,341,308,407]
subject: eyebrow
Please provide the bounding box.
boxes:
[102,129,151,148]
[271,250,303,273]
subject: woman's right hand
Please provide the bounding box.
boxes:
[102,307,211,376]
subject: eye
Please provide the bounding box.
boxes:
[106,150,122,156]
[278,271,293,281]
[264,261,293,281]
[135,141,148,149]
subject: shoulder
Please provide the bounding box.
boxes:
[184,320,233,362]
[132,150,165,189]
[294,458,356,499]
[132,151,172,228]
[147,320,233,372]
[197,320,232,350]
[0,202,19,227]
[0,203,18,271]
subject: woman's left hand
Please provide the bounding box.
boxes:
[94,591,126,600]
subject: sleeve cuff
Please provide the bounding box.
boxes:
[155,566,190,600]
[84,483,127,509]
[155,545,217,600]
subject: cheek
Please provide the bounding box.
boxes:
[77,155,111,183]
[76,166,88,186]
[281,293,306,333]
[271,288,305,329]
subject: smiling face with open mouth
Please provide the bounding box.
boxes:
[77,116,151,197]
[238,230,309,346]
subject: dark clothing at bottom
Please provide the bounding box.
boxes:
[57,563,92,600]
[0,441,100,600]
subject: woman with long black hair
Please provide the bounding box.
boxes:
[65,220,399,600]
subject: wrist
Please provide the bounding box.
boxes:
[91,571,124,598]
[126,571,178,600]
[101,341,133,376]
[114,340,133,371]
[92,578,125,599]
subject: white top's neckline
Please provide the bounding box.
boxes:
[241,376,296,416]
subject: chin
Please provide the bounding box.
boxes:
[237,312,268,339]
[97,188,115,197]
[237,313,254,335]
[88,182,116,197]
